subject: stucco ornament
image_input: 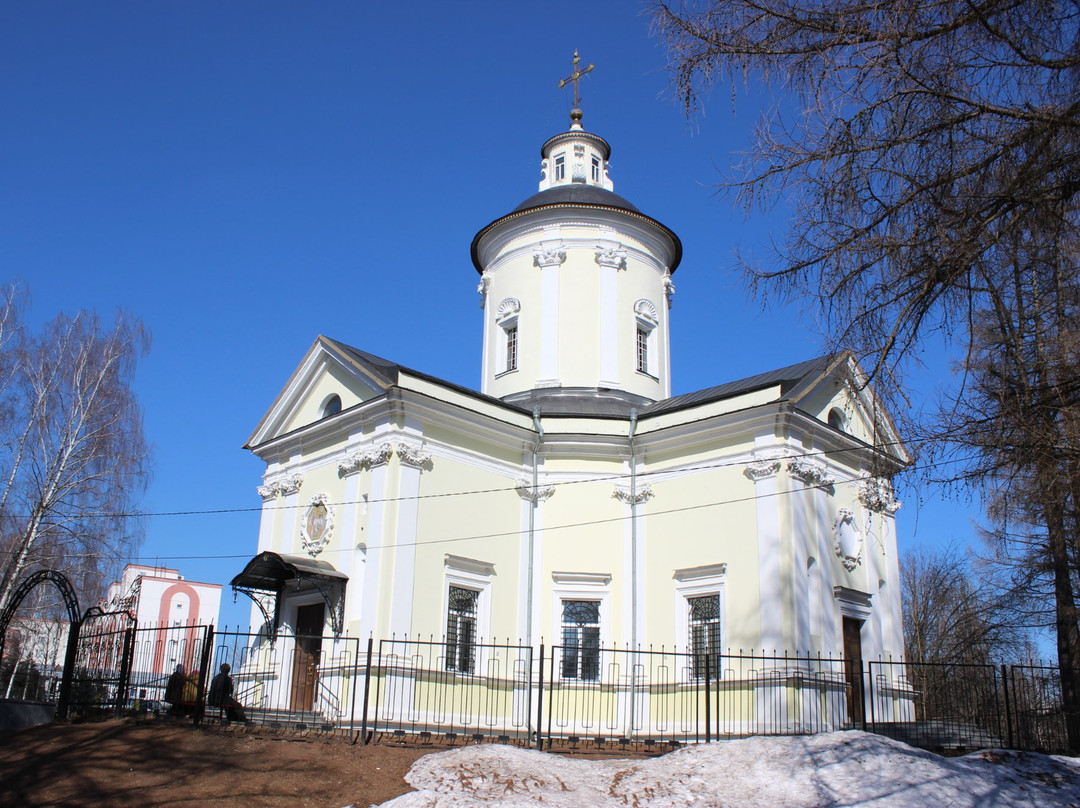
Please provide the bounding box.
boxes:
[257,482,280,500]
[394,442,433,469]
[633,299,659,325]
[858,471,901,515]
[744,454,782,481]
[833,508,863,571]
[515,479,556,503]
[533,246,567,268]
[495,297,521,321]
[277,472,305,496]
[300,493,334,558]
[476,271,493,305]
[788,458,837,494]
[595,243,627,270]
[338,442,394,475]
[613,484,654,505]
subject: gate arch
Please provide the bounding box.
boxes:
[0,570,81,660]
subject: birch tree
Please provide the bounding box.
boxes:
[0,289,150,615]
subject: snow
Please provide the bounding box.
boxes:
[362,731,1080,808]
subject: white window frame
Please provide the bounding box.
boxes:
[673,563,727,680]
[591,154,601,183]
[444,554,494,675]
[495,298,520,377]
[554,152,566,181]
[633,300,659,379]
[551,571,611,681]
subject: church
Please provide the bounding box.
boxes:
[231,72,908,734]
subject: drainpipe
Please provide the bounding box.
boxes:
[628,408,639,736]
[527,406,543,648]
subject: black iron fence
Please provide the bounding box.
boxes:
[4,620,1077,755]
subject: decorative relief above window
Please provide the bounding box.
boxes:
[338,442,394,476]
[515,479,555,503]
[633,299,659,324]
[613,484,654,504]
[300,493,334,557]
[833,508,863,571]
[787,458,837,494]
[858,471,901,514]
[495,298,520,321]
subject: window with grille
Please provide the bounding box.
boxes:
[561,600,600,680]
[688,594,721,679]
[446,586,478,673]
[637,327,649,373]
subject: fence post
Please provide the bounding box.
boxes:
[56,619,83,720]
[535,644,545,752]
[360,637,373,745]
[704,652,712,743]
[193,625,214,727]
[867,661,875,732]
[1001,663,1014,749]
[115,626,136,716]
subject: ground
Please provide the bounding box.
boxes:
[0,719,428,808]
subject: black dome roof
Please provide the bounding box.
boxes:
[511,184,641,214]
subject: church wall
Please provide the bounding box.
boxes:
[408,456,524,641]
[643,464,762,652]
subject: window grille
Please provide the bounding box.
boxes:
[446,586,478,673]
[505,325,518,371]
[637,327,649,373]
[688,594,721,679]
[561,600,600,680]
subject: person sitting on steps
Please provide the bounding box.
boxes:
[206,663,247,724]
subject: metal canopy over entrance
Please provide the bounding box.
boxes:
[231,551,348,637]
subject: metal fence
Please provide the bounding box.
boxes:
[209,629,362,736]
[5,617,1078,755]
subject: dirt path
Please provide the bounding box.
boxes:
[0,719,429,808]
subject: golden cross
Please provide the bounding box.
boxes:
[558,50,594,110]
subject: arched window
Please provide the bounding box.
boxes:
[322,394,342,419]
[827,407,846,432]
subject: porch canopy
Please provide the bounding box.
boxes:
[231,551,348,637]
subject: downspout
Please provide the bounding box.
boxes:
[628,408,639,736]
[527,406,543,648]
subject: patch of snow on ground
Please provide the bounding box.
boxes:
[364,731,1080,808]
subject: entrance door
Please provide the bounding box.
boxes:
[290,603,324,711]
[842,616,865,726]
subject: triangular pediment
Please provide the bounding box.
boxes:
[788,352,910,465]
[245,336,398,449]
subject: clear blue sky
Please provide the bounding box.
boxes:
[1,2,973,627]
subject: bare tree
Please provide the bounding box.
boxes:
[651,0,1080,745]
[0,289,151,615]
[902,544,1033,667]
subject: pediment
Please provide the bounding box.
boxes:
[245,336,396,449]
[790,353,910,465]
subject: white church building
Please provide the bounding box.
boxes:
[231,94,909,738]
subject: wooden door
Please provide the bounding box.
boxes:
[290,603,324,711]
[843,616,865,726]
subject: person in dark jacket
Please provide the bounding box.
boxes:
[207,662,246,723]
[164,664,186,715]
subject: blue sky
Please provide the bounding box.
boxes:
[2,2,974,627]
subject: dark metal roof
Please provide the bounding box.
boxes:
[230,551,347,592]
[512,185,641,214]
[471,185,682,274]
[642,355,838,416]
[322,337,838,422]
